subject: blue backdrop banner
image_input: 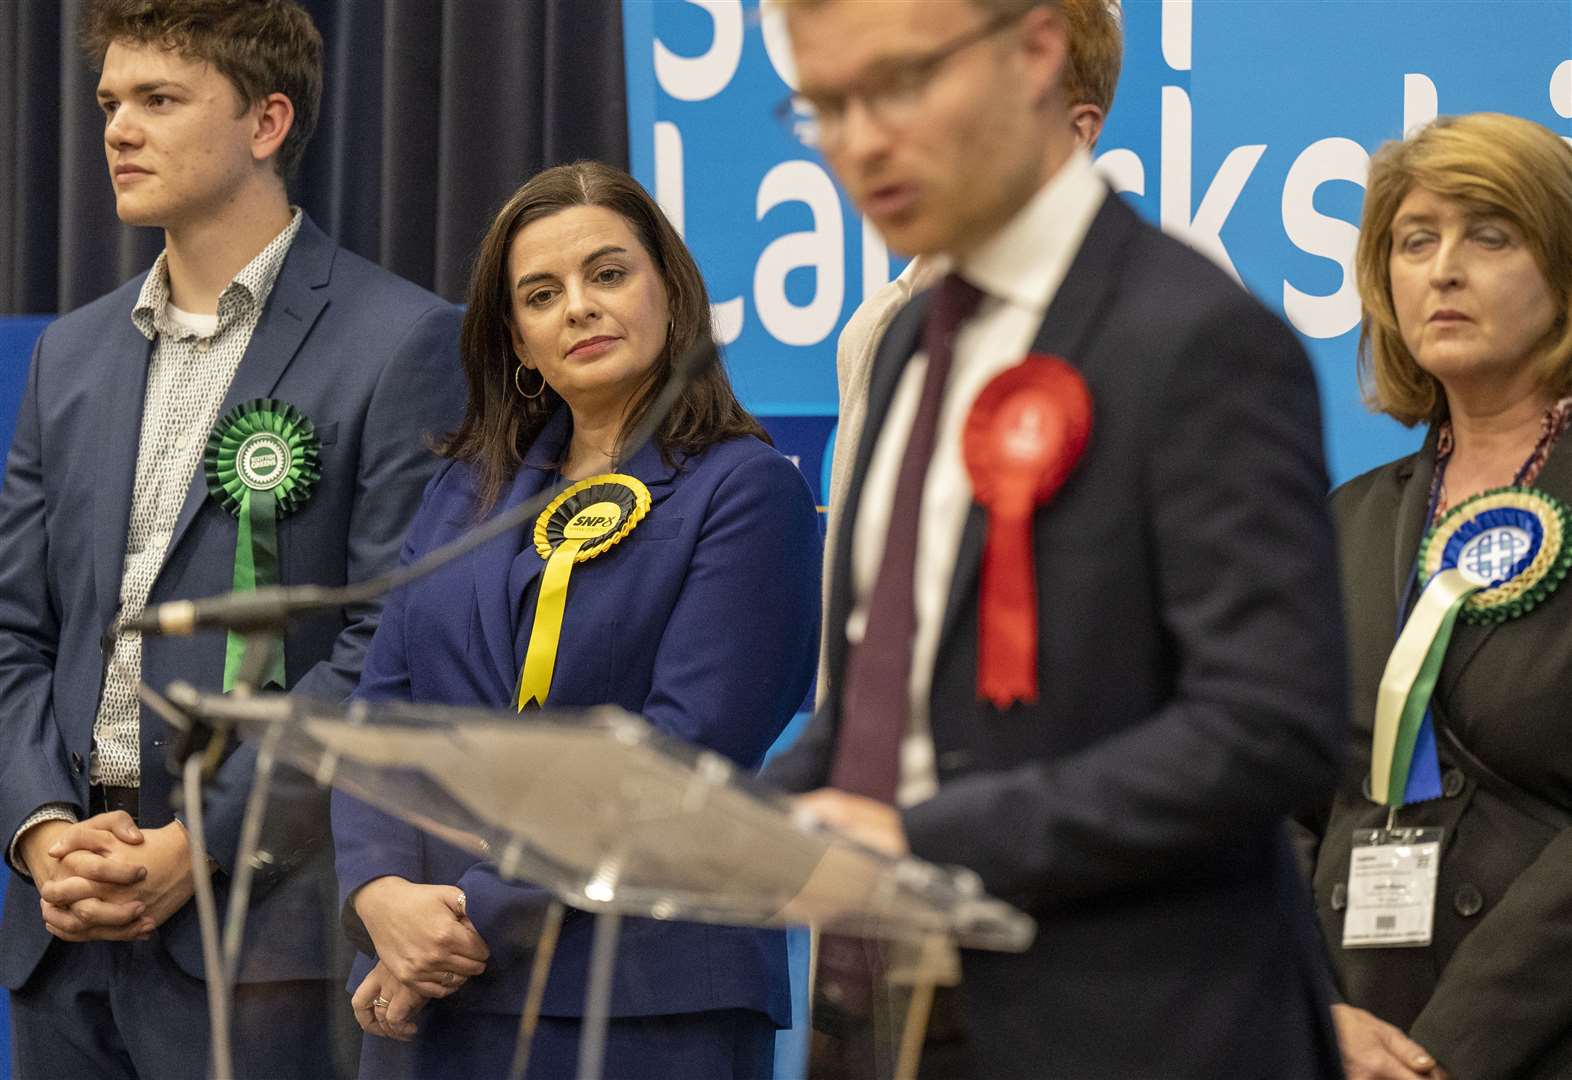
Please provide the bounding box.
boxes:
[622,0,1572,489]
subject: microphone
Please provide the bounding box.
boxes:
[125,338,720,638]
[121,585,337,636]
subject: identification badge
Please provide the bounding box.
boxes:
[1342,827,1443,949]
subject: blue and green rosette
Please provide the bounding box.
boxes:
[203,398,320,690]
[1371,486,1570,806]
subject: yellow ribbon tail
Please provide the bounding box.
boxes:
[516,538,587,711]
[1370,568,1477,804]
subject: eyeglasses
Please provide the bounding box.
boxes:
[774,11,1023,151]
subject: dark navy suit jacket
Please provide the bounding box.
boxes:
[332,408,820,1024]
[0,216,464,989]
[765,194,1349,1078]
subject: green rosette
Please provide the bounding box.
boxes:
[203,398,320,690]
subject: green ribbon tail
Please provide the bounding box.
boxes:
[223,487,286,692]
[1386,587,1470,807]
[1371,568,1479,805]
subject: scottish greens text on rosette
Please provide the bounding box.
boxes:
[203,398,320,691]
[1371,486,1571,807]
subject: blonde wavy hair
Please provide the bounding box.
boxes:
[1355,113,1572,426]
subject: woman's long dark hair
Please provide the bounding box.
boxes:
[440,161,769,512]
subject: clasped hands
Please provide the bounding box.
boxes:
[350,877,490,1041]
[20,811,197,942]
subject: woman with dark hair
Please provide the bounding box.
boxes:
[331,161,821,1078]
[1299,114,1572,1080]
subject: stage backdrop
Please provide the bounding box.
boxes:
[622,0,1572,495]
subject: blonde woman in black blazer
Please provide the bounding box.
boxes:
[1299,114,1572,1080]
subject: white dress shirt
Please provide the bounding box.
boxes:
[846,149,1107,807]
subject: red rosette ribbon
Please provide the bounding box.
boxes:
[962,354,1093,708]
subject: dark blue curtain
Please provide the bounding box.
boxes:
[0,0,629,312]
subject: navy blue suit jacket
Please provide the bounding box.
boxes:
[765,194,1348,1078]
[0,216,464,989]
[332,408,820,1024]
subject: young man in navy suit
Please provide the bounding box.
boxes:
[765,1,1349,1076]
[0,1,462,1076]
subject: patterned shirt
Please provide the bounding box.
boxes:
[9,211,303,870]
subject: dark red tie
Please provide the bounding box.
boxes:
[831,273,984,803]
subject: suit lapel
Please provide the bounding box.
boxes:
[474,458,552,697]
[823,295,929,707]
[94,304,156,625]
[158,218,334,573]
[474,411,569,694]
[938,192,1135,655]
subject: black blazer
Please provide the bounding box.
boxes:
[766,193,1348,1078]
[1300,427,1572,1079]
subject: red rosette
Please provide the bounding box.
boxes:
[962,355,1093,708]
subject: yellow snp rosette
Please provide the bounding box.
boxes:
[516,473,651,710]
[1370,486,1571,805]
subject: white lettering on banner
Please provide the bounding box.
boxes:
[755,160,844,347]
[653,0,743,102]
[760,3,798,90]
[1552,59,1572,120]
[654,119,747,344]
[1161,0,1192,72]
[1282,138,1369,340]
[713,295,746,345]
[1160,85,1266,283]
[1403,74,1439,135]
[640,1,1570,364]
[655,121,686,234]
[1094,148,1146,197]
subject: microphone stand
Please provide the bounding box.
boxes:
[153,633,281,1080]
[132,340,721,1080]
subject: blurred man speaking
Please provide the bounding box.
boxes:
[764,2,1349,1076]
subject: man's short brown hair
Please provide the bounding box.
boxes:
[81,0,323,180]
[818,0,1124,113]
[1060,0,1122,114]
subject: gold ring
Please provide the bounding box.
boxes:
[372,997,391,1010]
[443,970,458,987]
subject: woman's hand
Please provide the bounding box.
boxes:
[350,961,428,1041]
[1333,1004,1450,1080]
[352,876,489,996]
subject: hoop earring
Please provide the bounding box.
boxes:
[514,362,546,400]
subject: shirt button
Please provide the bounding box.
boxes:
[1330,882,1347,911]
[173,434,188,450]
[195,339,211,353]
[1442,768,1466,798]
[1453,884,1484,917]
